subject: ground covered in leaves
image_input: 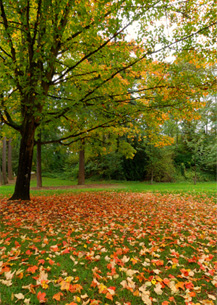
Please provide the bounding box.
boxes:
[0,192,216,305]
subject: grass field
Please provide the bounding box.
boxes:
[0,179,216,304]
[0,178,216,198]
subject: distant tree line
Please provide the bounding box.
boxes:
[1,98,216,186]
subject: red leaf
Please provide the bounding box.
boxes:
[37,291,46,303]
[26,250,32,255]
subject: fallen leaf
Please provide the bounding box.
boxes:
[53,292,63,301]
[14,293,25,300]
[37,291,46,303]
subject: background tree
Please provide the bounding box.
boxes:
[36,132,42,187]
[2,137,8,185]
[0,137,2,185]
[7,138,13,180]
[78,139,85,185]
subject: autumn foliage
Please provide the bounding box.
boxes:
[0,192,216,304]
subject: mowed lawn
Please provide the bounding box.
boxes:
[0,178,216,198]
[0,189,216,304]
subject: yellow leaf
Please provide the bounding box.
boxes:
[65,276,73,283]
[41,280,49,289]
[98,283,107,294]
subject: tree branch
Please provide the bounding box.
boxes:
[52,1,157,85]
[0,109,21,132]
[79,20,217,103]
[0,46,12,59]
[39,118,122,145]
[32,0,42,46]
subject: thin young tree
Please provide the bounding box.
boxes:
[2,137,8,185]
[7,138,13,180]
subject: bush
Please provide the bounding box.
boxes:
[85,153,125,180]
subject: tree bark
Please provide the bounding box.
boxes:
[0,163,2,185]
[78,140,85,185]
[8,138,13,180]
[9,119,36,200]
[36,138,42,188]
[193,164,197,185]
[150,167,154,185]
[2,137,8,185]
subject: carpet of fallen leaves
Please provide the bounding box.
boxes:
[0,192,216,305]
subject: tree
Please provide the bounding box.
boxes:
[36,135,42,187]
[2,136,8,185]
[7,138,13,180]
[78,139,85,185]
[0,0,216,200]
[0,137,2,185]
[0,164,2,185]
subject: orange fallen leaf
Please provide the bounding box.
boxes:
[175,281,185,290]
[106,292,113,300]
[69,283,83,293]
[26,265,38,274]
[163,278,170,286]
[53,292,63,301]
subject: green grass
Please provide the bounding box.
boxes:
[0,178,216,198]
[124,180,217,195]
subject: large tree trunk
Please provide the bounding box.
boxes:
[9,120,36,200]
[8,138,13,180]
[36,138,42,188]
[78,140,85,185]
[2,137,8,185]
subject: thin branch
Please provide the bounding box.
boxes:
[52,69,100,85]
[0,0,24,93]
[0,46,12,59]
[0,0,16,62]
[32,0,42,45]
[0,110,21,132]
[60,2,125,47]
[39,118,118,145]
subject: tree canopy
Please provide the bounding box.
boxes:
[0,0,216,200]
